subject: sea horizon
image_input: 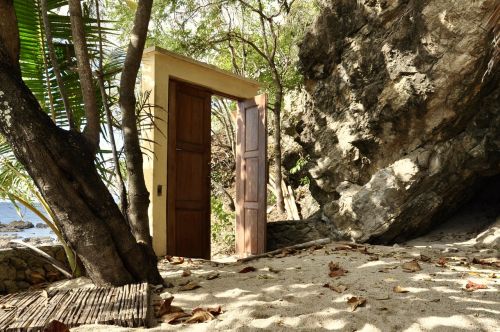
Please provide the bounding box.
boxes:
[0,201,55,239]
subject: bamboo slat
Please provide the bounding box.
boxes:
[0,283,150,331]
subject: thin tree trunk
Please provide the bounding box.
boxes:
[272,88,285,213]
[68,0,99,148]
[95,0,128,214]
[255,0,285,213]
[120,0,155,247]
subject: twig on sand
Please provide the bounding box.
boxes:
[237,238,331,263]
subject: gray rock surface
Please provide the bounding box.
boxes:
[0,245,68,294]
[5,220,34,230]
[0,225,21,232]
[293,0,499,243]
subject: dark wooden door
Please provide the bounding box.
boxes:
[236,94,267,256]
[167,80,211,259]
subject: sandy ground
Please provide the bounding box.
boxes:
[67,232,499,332]
[62,205,500,331]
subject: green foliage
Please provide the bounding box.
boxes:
[14,0,115,129]
[267,188,276,205]
[299,176,310,186]
[8,0,128,196]
[2,0,127,274]
[108,0,320,104]
[289,154,310,175]
[211,196,235,255]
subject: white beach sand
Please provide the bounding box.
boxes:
[69,232,499,332]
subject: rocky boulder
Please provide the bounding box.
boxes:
[293,0,499,243]
[6,220,34,230]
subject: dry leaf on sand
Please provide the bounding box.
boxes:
[182,269,192,277]
[464,280,488,291]
[186,306,222,324]
[323,283,347,293]
[328,261,347,277]
[206,272,219,280]
[156,296,174,317]
[393,285,409,293]
[420,254,431,262]
[239,266,256,273]
[347,296,366,311]
[170,257,185,265]
[436,257,447,267]
[275,248,295,258]
[186,310,214,323]
[162,312,191,324]
[179,281,201,291]
[402,260,422,272]
[203,306,222,315]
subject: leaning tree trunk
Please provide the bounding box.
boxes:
[0,69,163,286]
[0,0,162,286]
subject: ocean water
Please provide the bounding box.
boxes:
[0,201,55,238]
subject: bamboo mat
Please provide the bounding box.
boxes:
[0,282,150,331]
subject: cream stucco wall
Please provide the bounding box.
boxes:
[140,47,260,256]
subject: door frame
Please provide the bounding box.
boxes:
[140,47,262,257]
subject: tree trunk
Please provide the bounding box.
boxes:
[0,0,162,287]
[120,0,154,247]
[273,88,285,213]
[0,69,162,286]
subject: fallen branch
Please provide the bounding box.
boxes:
[10,239,73,278]
[237,237,331,263]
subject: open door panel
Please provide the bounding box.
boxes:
[236,94,267,256]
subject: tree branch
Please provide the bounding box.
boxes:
[0,0,20,75]
[95,0,128,215]
[68,0,99,149]
[120,0,154,246]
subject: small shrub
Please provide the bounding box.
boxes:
[211,196,235,256]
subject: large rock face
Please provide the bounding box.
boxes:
[293,0,499,243]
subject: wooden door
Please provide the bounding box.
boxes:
[236,94,267,256]
[167,80,211,259]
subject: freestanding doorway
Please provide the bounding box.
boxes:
[141,47,267,259]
